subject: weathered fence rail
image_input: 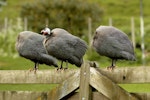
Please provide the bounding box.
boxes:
[0,91,47,100]
[0,67,150,84]
[0,63,150,100]
[0,69,79,84]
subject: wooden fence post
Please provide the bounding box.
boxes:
[109,17,112,26]
[131,17,135,48]
[47,70,80,100]
[79,62,91,100]
[90,67,138,100]
[88,17,92,48]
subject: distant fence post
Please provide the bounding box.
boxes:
[4,17,8,34]
[17,17,22,29]
[45,18,49,27]
[88,17,92,48]
[131,17,136,48]
[140,0,145,66]
[24,17,28,31]
[4,17,8,41]
[108,17,112,26]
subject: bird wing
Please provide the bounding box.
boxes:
[63,35,87,66]
[45,34,87,66]
[100,34,135,59]
[65,35,87,59]
[17,33,45,60]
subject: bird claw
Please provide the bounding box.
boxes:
[63,67,68,70]
[29,68,38,74]
[56,67,68,72]
[89,61,98,68]
[107,66,115,71]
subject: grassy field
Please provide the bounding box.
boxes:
[0,84,58,91]
[0,84,149,93]
[0,56,77,70]
[119,84,150,93]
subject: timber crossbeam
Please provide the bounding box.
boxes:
[0,63,150,100]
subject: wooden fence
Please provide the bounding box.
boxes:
[0,62,150,100]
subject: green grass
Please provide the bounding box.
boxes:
[0,56,77,70]
[0,83,150,93]
[0,56,51,70]
[0,84,58,91]
[119,84,150,93]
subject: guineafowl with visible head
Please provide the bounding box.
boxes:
[41,28,87,69]
[92,26,136,70]
[15,31,58,72]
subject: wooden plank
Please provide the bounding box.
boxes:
[0,91,47,100]
[47,71,80,100]
[0,67,150,84]
[0,91,150,100]
[92,92,109,100]
[90,67,138,100]
[98,67,150,83]
[0,69,79,84]
[63,92,150,100]
[60,92,109,100]
[131,93,150,100]
[79,63,91,100]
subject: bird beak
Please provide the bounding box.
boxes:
[40,30,46,35]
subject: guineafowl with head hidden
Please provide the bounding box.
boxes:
[41,28,87,69]
[15,31,58,73]
[92,26,136,70]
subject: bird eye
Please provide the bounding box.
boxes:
[95,31,98,35]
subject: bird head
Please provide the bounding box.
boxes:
[41,28,51,35]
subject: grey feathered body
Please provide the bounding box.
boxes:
[93,26,135,61]
[43,28,87,67]
[16,31,58,67]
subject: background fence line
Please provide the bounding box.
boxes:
[0,16,148,66]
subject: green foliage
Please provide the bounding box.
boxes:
[0,19,23,57]
[20,0,103,36]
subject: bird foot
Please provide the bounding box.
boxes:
[89,61,98,68]
[63,68,68,70]
[56,67,68,72]
[107,66,115,71]
[29,68,38,74]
